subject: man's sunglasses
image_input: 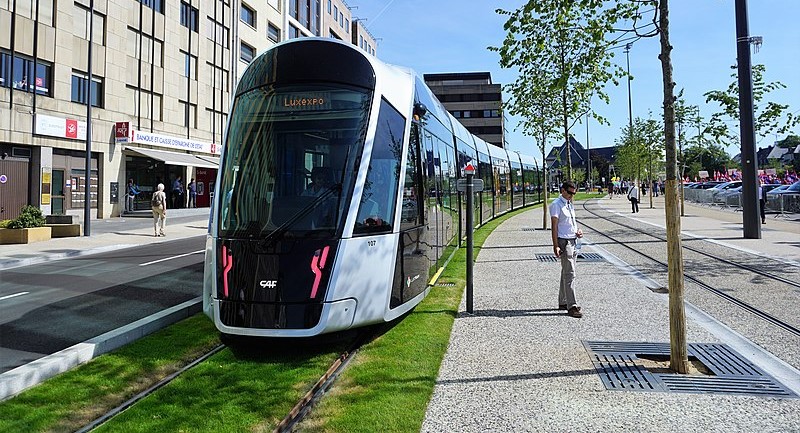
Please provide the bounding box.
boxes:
[565,189,576,196]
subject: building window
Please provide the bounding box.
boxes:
[241,4,256,28]
[268,0,280,11]
[182,51,197,79]
[138,0,163,14]
[288,24,299,39]
[206,17,230,47]
[180,100,197,128]
[240,42,255,64]
[128,28,163,67]
[14,0,55,25]
[73,3,105,45]
[267,22,281,43]
[180,2,198,32]
[339,11,343,27]
[0,52,52,97]
[333,5,337,20]
[71,71,104,107]
[345,19,349,33]
[327,0,331,14]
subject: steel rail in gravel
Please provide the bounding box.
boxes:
[579,200,800,339]
[582,201,800,289]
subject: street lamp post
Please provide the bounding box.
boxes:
[625,43,633,137]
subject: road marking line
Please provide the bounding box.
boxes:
[139,250,204,266]
[0,292,29,301]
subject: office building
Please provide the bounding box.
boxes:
[0,0,375,221]
[423,72,504,147]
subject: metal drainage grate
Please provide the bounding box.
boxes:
[577,252,604,262]
[521,227,545,232]
[535,254,559,262]
[583,341,797,398]
[435,282,456,287]
[535,253,605,262]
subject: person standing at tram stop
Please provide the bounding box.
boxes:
[187,178,197,208]
[172,176,184,209]
[549,180,584,318]
[125,178,140,213]
[151,183,167,237]
[757,177,766,225]
[627,182,640,213]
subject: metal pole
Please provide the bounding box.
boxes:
[84,0,93,236]
[586,113,591,192]
[625,43,633,135]
[465,171,474,314]
[735,0,760,239]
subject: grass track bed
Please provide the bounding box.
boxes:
[1,199,572,432]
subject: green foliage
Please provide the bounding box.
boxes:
[0,220,10,228]
[491,0,634,181]
[704,64,799,146]
[614,116,664,181]
[7,205,45,229]
[682,143,734,177]
[776,134,800,149]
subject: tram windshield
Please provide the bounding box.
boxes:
[218,85,371,238]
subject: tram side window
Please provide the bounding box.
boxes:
[354,98,405,235]
[400,124,422,229]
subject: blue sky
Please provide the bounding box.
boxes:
[353,0,800,163]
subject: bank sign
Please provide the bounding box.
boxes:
[129,129,221,155]
[34,114,87,140]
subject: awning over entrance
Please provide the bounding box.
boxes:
[125,146,219,168]
[196,155,221,167]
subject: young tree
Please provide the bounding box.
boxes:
[492,1,630,181]
[704,64,799,147]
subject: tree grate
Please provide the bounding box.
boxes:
[535,253,605,262]
[583,341,797,398]
[435,282,456,287]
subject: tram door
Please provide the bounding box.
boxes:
[392,122,429,309]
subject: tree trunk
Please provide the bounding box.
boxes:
[560,45,572,181]
[659,0,689,374]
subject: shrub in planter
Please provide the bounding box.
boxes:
[0,220,10,228]
[8,205,46,229]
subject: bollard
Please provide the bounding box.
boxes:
[465,169,474,314]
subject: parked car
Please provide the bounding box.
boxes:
[708,180,742,198]
[766,184,792,197]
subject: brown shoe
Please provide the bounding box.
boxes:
[567,306,583,318]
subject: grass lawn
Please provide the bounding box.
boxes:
[297,203,544,433]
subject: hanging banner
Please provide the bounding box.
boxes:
[34,114,87,141]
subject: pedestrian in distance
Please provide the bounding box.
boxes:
[125,178,140,213]
[151,183,167,237]
[172,176,184,209]
[188,178,197,208]
[549,180,584,318]
[757,177,766,225]
[628,182,640,213]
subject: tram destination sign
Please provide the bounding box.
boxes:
[456,178,484,192]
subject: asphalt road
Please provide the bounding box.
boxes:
[0,235,207,373]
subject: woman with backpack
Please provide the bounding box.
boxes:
[151,183,167,236]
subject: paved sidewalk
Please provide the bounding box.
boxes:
[422,196,800,432]
[0,208,212,271]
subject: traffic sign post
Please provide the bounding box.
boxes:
[464,163,475,314]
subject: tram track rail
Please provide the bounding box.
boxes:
[75,343,226,433]
[579,199,800,339]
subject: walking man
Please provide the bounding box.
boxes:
[549,180,584,318]
[627,182,640,213]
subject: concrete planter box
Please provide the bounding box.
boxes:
[0,226,52,244]
[46,223,82,237]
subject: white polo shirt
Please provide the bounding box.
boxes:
[549,195,578,239]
